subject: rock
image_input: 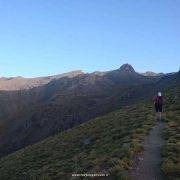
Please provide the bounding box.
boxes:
[122,143,130,148]
[84,136,91,145]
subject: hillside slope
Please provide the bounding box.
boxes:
[0,64,162,157]
[161,85,180,179]
[0,73,179,180]
[0,101,155,179]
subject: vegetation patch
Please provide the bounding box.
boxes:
[0,101,155,179]
[161,87,180,180]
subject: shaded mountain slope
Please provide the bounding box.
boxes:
[0,66,178,158]
[0,101,156,179]
[0,64,156,119]
[1,83,179,180]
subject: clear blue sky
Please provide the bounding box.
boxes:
[0,0,179,77]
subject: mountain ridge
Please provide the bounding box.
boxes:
[0,64,166,91]
[0,64,178,159]
[0,70,84,91]
[0,85,179,179]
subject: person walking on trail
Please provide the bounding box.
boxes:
[153,92,164,121]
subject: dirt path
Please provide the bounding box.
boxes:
[130,121,166,180]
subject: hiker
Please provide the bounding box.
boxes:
[153,92,164,121]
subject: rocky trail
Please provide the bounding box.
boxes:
[130,121,166,180]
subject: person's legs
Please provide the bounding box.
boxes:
[156,112,159,121]
[155,104,159,121]
[159,104,162,121]
[159,112,162,121]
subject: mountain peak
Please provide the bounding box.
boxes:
[119,64,135,73]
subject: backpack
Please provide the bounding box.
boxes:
[155,96,163,105]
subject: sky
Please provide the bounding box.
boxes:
[0,0,179,77]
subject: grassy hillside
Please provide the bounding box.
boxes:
[0,72,176,159]
[0,101,155,180]
[0,77,179,180]
[161,86,180,180]
[0,65,159,158]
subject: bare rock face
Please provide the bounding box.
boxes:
[119,63,136,74]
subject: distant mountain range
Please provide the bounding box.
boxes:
[140,71,164,76]
[0,70,84,91]
[0,64,165,91]
[0,64,179,159]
